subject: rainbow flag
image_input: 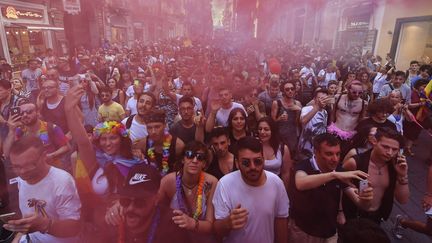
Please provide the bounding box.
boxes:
[74,157,93,194]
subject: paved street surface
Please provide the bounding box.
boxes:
[381,131,432,242]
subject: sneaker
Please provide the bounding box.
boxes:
[392,214,405,239]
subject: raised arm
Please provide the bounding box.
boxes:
[65,85,97,174]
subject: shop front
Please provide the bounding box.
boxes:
[0,1,64,69]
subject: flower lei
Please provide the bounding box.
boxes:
[147,130,172,176]
[175,172,206,220]
[93,121,128,139]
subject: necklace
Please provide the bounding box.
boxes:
[345,98,354,111]
[175,172,205,219]
[147,131,172,176]
[372,161,387,175]
[182,181,198,195]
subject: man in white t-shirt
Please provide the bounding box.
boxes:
[205,86,246,132]
[125,83,144,116]
[125,72,151,98]
[300,59,316,88]
[317,63,339,87]
[213,136,289,243]
[122,92,156,142]
[4,136,81,243]
[298,89,329,159]
[163,81,202,112]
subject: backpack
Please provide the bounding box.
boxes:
[125,114,136,129]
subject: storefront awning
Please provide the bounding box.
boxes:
[7,22,64,31]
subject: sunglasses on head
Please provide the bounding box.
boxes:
[240,157,264,167]
[119,198,147,208]
[184,150,206,161]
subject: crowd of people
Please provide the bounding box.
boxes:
[0,36,431,243]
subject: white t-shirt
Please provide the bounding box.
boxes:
[317,69,336,87]
[372,73,388,94]
[175,94,203,112]
[213,170,289,243]
[215,102,246,127]
[121,115,148,141]
[300,66,315,87]
[125,83,151,98]
[126,97,138,115]
[18,167,81,243]
[298,106,328,155]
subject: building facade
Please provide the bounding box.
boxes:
[0,0,66,67]
[251,0,432,71]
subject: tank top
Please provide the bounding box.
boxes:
[264,146,283,175]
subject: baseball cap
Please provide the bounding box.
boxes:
[117,164,161,199]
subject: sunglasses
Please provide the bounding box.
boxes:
[240,157,264,167]
[185,150,206,161]
[284,87,295,92]
[119,198,147,208]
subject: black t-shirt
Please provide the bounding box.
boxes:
[289,159,347,238]
[40,97,69,133]
[169,121,196,145]
[356,117,397,134]
[206,153,237,180]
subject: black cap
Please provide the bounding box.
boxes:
[118,164,161,199]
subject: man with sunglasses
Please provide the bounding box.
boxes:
[3,102,70,168]
[328,81,367,156]
[271,80,302,154]
[98,86,126,122]
[213,136,289,243]
[105,163,188,243]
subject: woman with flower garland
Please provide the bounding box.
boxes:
[158,141,218,242]
[66,85,142,196]
[65,85,144,241]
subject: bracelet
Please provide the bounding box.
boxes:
[194,219,199,230]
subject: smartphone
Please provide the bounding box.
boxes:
[426,207,432,218]
[399,148,404,156]
[10,107,20,117]
[359,179,368,193]
[0,212,16,223]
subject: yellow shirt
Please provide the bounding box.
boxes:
[98,102,125,122]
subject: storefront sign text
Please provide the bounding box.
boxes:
[2,6,44,20]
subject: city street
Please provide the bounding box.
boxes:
[382,131,432,242]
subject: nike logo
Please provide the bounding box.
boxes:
[129,173,151,185]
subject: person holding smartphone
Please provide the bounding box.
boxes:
[342,127,410,224]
